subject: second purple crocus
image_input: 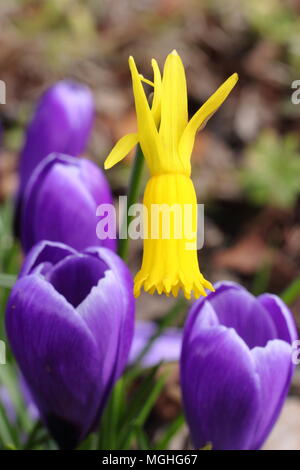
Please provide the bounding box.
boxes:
[180,281,297,450]
[20,153,116,253]
[6,240,134,449]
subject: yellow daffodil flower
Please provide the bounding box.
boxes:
[105,50,238,299]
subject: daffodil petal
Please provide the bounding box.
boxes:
[104,133,138,170]
[179,73,238,162]
[151,58,162,126]
[129,56,163,174]
[160,50,188,158]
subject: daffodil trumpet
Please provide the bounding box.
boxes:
[105,50,238,299]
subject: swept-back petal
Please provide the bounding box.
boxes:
[159,50,188,159]
[104,133,138,170]
[179,73,238,161]
[128,56,163,174]
[150,59,162,126]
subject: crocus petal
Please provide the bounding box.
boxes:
[251,340,293,449]
[258,293,298,344]
[21,154,116,253]
[104,133,139,170]
[181,326,260,450]
[207,282,278,348]
[129,322,182,367]
[46,254,107,308]
[84,247,135,379]
[19,240,76,277]
[77,270,125,422]
[179,73,238,162]
[160,50,188,159]
[6,275,103,448]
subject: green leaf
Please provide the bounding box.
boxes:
[0,273,17,289]
[281,276,300,305]
[154,413,185,450]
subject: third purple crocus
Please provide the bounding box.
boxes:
[180,281,297,450]
[6,240,134,449]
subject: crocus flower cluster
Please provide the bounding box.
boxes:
[6,241,134,449]
[181,282,297,450]
[5,79,133,449]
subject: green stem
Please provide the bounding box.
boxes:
[118,145,145,261]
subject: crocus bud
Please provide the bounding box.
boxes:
[6,241,135,449]
[21,153,116,253]
[14,81,94,235]
[180,281,297,450]
[19,80,94,194]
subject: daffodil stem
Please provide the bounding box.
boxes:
[118,144,144,260]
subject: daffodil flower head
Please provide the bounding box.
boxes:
[105,50,238,299]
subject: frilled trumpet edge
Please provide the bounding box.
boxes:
[134,174,214,299]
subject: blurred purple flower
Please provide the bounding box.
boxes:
[180,281,297,450]
[6,240,135,449]
[19,80,94,194]
[129,322,182,367]
[15,80,94,235]
[20,153,116,253]
[0,386,16,423]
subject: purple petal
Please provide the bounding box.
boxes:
[250,340,293,449]
[258,293,298,344]
[46,253,107,308]
[129,322,182,367]
[0,387,16,423]
[19,240,77,277]
[207,282,277,348]
[77,270,125,423]
[21,154,116,253]
[180,326,260,450]
[6,275,103,448]
[85,247,135,379]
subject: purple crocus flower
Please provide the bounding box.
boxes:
[15,80,94,235]
[129,322,182,367]
[19,80,94,194]
[6,240,134,449]
[180,281,297,450]
[20,153,116,253]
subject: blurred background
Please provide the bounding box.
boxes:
[0,0,300,449]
